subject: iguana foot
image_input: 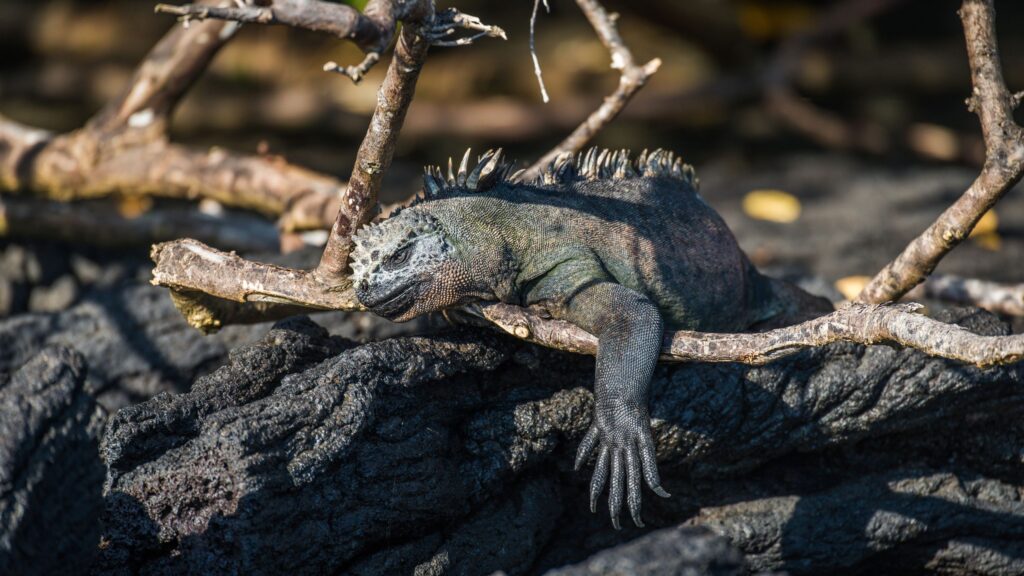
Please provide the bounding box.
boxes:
[575,403,670,529]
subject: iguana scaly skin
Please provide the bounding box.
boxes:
[350,148,832,528]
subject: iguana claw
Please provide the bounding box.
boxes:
[576,406,669,529]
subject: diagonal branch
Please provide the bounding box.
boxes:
[315,21,432,281]
[858,0,1024,304]
[91,1,239,135]
[523,0,661,180]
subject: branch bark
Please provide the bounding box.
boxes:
[523,0,661,180]
[0,1,344,233]
[858,0,1024,304]
[151,239,1024,367]
[315,20,431,281]
[915,273,1024,317]
[474,301,1023,368]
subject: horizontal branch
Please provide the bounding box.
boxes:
[151,239,1023,368]
[151,238,362,309]
[0,116,341,232]
[155,0,397,53]
[156,1,504,83]
[915,273,1024,317]
[0,196,279,253]
[477,302,1023,368]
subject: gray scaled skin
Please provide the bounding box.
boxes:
[349,148,832,529]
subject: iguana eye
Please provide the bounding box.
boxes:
[385,244,412,269]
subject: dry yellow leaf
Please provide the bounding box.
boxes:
[971,232,1002,251]
[835,276,871,301]
[743,190,802,223]
[969,209,999,237]
[738,2,813,40]
[116,195,154,219]
[907,123,959,162]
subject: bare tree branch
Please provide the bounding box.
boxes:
[156,1,505,83]
[0,196,279,253]
[149,238,1024,367]
[474,302,1023,368]
[914,274,1024,317]
[523,0,661,180]
[0,115,343,233]
[315,21,431,281]
[858,0,1024,304]
[0,1,344,234]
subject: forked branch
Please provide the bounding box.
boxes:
[858,0,1024,303]
[0,1,342,234]
[150,0,1024,369]
[523,0,661,180]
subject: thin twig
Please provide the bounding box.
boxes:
[157,1,504,83]
[530,0,551,103]
[858,0,1024,304]
[524,0,661,180]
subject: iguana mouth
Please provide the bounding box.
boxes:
[362,285,416,319]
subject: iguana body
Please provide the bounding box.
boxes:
[350,148,831,528]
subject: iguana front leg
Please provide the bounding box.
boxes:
[538,276,670,528]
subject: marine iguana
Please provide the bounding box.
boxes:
[349,148,831,529]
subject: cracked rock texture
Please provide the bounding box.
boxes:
[0,346,106,576]
[95,308,1024,575]
[540,526,749,576]
[0,283,439,412]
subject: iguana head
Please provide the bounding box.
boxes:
[349,208,471,322]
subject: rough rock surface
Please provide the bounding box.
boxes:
[0,346,106,576]
[540,526,748,576]
[96,308,1024,575]
[0,283,440,412]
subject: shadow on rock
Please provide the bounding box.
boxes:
[0,346,106,576]
[96,309,1024,575]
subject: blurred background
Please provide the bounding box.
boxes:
[0,0,1022,317]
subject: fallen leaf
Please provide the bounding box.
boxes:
[835,275,871,301]
[971,232,1002,251]
[743,189,802,223]
[116,195,154,219]
[969,209,998,237]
